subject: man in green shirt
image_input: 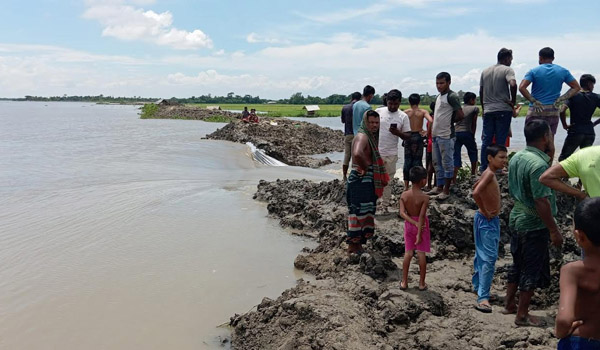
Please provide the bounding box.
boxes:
[540,145,600,199]
[503,119,563,327]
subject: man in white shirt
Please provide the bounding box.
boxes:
[376,89,411,211]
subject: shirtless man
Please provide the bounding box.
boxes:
[472,144,508,313]
[403,94,433,189]
[555,197,600,349]
[346,111,388,254]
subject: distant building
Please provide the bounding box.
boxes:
[303,105,320,116]
[154,98,179,106]
[206,105,222,110]
[266,101,277,104]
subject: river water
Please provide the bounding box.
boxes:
[0,102,333,349]
[1,103,598,349]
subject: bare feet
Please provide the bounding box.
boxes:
[501,306,517,315]
[514,314,545,327]
[418,283,428,291]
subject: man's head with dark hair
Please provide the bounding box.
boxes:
[524,119,551,144]
[486,144,508,158]
[539,47,555,62]
[463,92,476,104]
[580,74,596,91]
[382,93,388,106]
[386,90,401,113]
[363,85,375,98]
[574,197,600,247]
[364,110,380,133]
[409,166,427,184]
[387,89,401,102]
[436,72,451,82]
[351,91,362,101]
[429,101,435,113]
[497,48,513,65]
[408,93,420,106]
[244,106,248,111]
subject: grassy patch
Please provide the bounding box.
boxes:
[140,103,159,119]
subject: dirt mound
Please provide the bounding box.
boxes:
[230,176,581,349]
[153,105,240,120]
[206,119,344,168]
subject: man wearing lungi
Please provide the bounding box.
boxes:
[346,110,389,254]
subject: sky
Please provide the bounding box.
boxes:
[1,0,600,99]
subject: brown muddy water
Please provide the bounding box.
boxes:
[0,102,331,349]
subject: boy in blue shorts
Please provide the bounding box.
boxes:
[472,144,507,312]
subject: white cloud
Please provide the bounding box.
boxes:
[82,1,212,50]
[246,33,290,45]
[3,30,600,99]
[298,0,445,24]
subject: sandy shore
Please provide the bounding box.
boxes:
[229,176,580,350]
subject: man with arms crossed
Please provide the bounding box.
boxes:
[376,89,411,212]
[519,47,580,137]
[504,120,563,327]
[341,91,361,182]
[480,48,517,172]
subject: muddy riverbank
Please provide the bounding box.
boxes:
[230,176,580,350]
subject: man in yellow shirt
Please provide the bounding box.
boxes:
[540,145,600,198]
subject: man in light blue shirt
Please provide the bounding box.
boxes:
[352,85,375,135]
[519,47,580,135]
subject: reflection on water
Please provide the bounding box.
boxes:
[0,102,330,349]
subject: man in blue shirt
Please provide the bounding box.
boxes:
[519,47,580,136]
[352,85,375,135]
[341,91,361,181]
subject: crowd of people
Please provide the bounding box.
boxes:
[341,47,600,349]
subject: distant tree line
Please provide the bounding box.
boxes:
[7,91,530,105]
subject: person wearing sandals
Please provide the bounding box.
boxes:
[472,144,508,313]
[399,166,430,291]
[503,120,564,327]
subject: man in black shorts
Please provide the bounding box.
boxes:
[558,74,600,161]
[504,120,563,327]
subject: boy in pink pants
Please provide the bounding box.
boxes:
[399,166,431,291]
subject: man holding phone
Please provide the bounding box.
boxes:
[375,89,411,213]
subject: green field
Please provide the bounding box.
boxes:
[185,103,600,118]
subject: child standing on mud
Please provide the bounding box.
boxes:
[555,197,600,349]
[399,166,430,291]
[472,144,508,313]
[403,94,433,189]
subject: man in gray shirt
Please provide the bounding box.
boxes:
[479,48,517,172]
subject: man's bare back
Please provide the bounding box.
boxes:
[405,107,433,135]
[557,259,600,339]
[473,169,501,218]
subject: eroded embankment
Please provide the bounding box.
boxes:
[206,118,344,168]
[230,177,580,350]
